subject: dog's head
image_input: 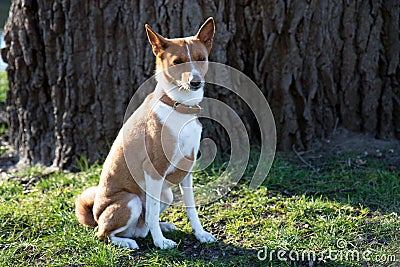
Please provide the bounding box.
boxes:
[145,18,215,99]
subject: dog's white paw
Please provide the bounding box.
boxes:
[110,236,139,250]
[160,222,177,232]
[154,237,177,249]
[195,231,217,243]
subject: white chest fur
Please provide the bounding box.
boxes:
[154,102,202,170]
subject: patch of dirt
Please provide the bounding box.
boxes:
[129,235,260,265]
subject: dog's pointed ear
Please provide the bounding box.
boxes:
[195,17,215,52]
[145,24,169,56]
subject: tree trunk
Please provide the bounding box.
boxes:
[1,0,399,169]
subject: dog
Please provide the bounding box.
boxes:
[75,17,216,250]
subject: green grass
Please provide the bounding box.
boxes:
[0,153,399,266]
[0,71,8,136]
[0,72,7,105]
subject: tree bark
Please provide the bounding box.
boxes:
[1,0,399,168]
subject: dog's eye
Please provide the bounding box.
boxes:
[173,59,183,65]
[198,57,206,61]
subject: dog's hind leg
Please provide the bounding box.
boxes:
[96,193,142,249]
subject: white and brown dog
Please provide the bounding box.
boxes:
[75,18,216,250]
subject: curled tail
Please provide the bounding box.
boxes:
[75,186,98,227]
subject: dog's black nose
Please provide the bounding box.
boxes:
[190,75,203,90]
[190,80,201,87]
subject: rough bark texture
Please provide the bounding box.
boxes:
[1,0,400,168]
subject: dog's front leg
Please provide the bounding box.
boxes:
[180,173,217,243]
[145,172,177,249]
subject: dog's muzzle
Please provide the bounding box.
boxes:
[189,74,203,91]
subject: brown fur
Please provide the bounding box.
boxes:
[165,149,195,185]
[146,19,214,82]
[75,18,215,244]
[95,192,137,240]
[75,92,193,238]
[145,112,176,179]
[75,186,98,227]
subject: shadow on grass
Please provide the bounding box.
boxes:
[121,231,263,267]
[261,148,400,214]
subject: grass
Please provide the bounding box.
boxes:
[0,72,7,105]
[0,152,399,266]
[0,72,398,266]
[0,71,8,136]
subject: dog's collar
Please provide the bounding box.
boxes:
[159,94,203,115]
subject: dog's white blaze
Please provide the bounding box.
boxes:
[185,43,201,78]
[185,43,194,66]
